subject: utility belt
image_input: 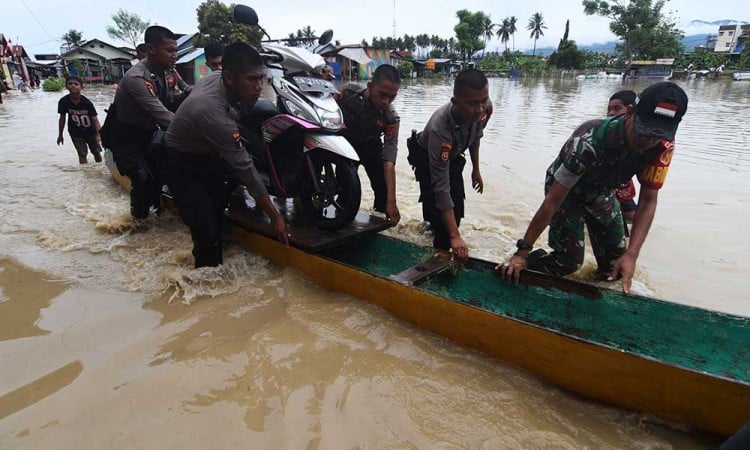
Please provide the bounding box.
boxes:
[406,129,428,181]
[406,129,466,181]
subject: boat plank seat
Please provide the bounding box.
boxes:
[224,196,392,253]
[389,253,456,286]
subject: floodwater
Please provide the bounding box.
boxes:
[1,77,747,449]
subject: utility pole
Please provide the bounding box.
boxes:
[392,0,396,39]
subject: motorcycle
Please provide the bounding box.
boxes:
[233,5,361,231]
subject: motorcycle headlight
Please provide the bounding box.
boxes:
[316,107,343,131]
[283,99,318,125]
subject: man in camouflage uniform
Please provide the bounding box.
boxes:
[500,82,688,293]
[337,64,401,224]
[109,26,177,219]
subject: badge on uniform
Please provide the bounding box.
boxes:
[440,142,451,162]
[144,80,156,97]
[659,147,674,165]
[384,124,396,139]
[232,131,242,148]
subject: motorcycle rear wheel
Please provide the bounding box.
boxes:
[301,151,361,231]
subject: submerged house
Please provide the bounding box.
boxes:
[59,39,135,82]
[626,59,675,80]
[335,45,393,80]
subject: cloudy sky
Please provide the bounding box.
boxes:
[4,0,748,57]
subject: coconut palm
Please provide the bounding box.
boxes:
[508,16,518,52]
[496,19,511,55]
[482,17,496,57]
[527,12,547,56]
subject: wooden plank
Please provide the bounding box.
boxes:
[389,254,457,286]
[224,196,392,253]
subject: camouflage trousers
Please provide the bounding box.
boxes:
[528,191,626,277]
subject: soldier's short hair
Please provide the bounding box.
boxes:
[223,42,263,73]
[205,43,225,58]
[610,90,637,107]
[454,69,487,96]
[372,64,400,84]
[144,26,175,46]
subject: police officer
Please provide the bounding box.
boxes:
[499,82,689,294]
[110,26,177,219]
[164,64,190,112]
[204,43,224,72]
[163,42,288,268]
[337,64,401,224]
[407,69,489,261]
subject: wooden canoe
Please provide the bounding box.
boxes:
[104,149,750,437]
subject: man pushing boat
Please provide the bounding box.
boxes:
[499,82,688,294]
[407,69,490,262]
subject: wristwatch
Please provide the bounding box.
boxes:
[516,239,533,251]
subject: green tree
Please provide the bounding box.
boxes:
[741,48,750,70]
[361,38,369,47]
[482,16,495,57]
[61,29,85,48]
[508,16,518,52]
[496,18,511,55]
[194,0,263,47]
[398,60,414,78]
[549,20,585,69]
[454,9,490,60]
[106,9,150,49]
[583,0,683,70]
[527,12,547,56]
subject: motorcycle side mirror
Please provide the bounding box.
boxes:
[318,30,334,45]
[233,5,259,26]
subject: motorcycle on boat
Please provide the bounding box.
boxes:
[233,5,362,231]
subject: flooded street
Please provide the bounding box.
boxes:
[1,77,747,448]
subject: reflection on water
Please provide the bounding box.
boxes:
[0,79,745,448]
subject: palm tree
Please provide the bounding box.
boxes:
[61,29,84,49]
[482,17,495,57]
[508,16,518,52]
[527,12,547,56]
[496,19,511,55]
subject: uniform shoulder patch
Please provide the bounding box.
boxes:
[440,142,451,162]
[144,80,156,97]
[384,124,397,139]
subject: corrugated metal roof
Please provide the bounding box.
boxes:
[176,48,204,64]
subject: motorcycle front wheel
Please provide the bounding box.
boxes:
[300,151,361,231]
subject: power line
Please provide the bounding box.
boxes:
[20,0,55,40]
[26,37,61,48]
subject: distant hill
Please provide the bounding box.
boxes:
[528,33,715,56]
[688,19,748,27]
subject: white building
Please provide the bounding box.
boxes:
[714,24,750,53]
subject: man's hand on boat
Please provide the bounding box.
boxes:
[608,252,636,294]
[257,195,289,247]
[450,236,469,262]
[271,214,289,247]
[496,254,527,285]
[385,201,401,226]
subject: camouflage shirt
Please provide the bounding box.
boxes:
[546,115,674,202]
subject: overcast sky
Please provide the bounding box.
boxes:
[4,0,748,57]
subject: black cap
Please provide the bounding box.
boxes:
[634,82,688,141]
